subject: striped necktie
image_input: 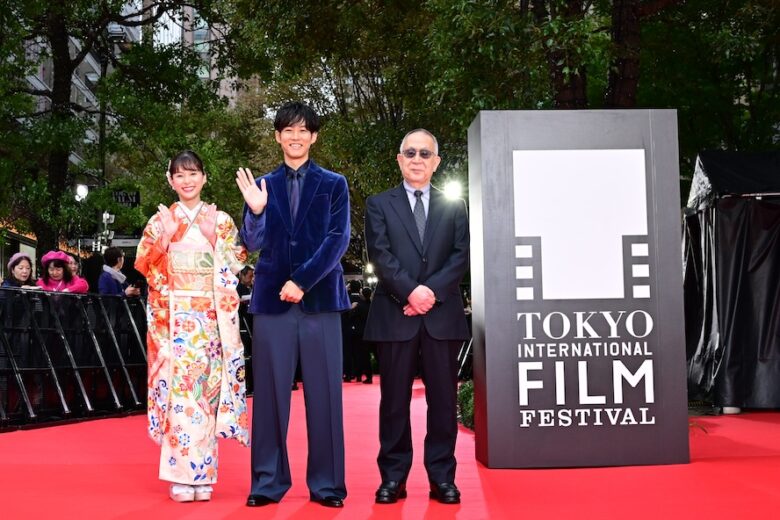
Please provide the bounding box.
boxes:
[413,190,426,242]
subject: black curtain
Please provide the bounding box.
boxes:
[684,207,720,400]
[686,197,780,407]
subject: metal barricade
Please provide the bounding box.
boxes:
[0,287,148,429]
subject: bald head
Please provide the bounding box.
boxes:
[399,129,439,156]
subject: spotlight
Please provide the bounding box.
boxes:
[444,180,462,199]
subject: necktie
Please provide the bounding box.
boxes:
[289,170,300,222]
[413,190,426,242]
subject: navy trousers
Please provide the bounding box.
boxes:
[249,305,346,501]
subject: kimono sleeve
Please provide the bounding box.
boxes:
[216,211,247,275]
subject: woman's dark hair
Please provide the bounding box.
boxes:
[168,150,205,175]
[273,101,320,133]
[6,256,34,285]
[103,247,124,268]
[42,259,73,284]
[361,287,372,301]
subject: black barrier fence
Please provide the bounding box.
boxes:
[0,285,466,430]
[0,287,148,430]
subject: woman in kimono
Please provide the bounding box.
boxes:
[135,150,249,503]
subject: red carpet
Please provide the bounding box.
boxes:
[2,380,780,519]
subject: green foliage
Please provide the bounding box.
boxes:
[458,380,474,430]
[114,105,256,226]
[425,0,553,136]
[2,0,778,255]
[639,0,780,189]
[0,0,239,255]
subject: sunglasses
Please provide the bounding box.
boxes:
[401,148,435,160]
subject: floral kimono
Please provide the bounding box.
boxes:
[136,202,249,484]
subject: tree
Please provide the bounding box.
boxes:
[639,0,780,190]
[424,0,777,202]
[605,0,685,107]
[0,0,234,258]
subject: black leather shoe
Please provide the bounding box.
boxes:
[429,482,460,504]
[375,481,407,504]
[311,495,344,508]
[246,494,276,507]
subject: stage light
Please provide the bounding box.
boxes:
[444,180,462,199]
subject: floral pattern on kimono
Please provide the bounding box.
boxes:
[136,202,250,475]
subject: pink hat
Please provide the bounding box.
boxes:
[40,250,70,267]
[7,252,33,272]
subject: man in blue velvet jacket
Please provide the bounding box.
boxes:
[236,102,351,509]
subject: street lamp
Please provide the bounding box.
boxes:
[75,184,89,201]
[93,211,115,253]
[74,184,89,269]
[98,23,127,184]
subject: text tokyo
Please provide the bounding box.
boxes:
[516,310,654,340]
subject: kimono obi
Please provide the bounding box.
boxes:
[168,242,214,292]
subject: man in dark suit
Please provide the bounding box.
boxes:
[364,129,470,505]
[341,279,363,382]
[236,102,351,508]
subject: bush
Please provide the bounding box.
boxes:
[457,380,474,430]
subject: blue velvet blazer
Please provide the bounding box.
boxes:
[240,160,351,315]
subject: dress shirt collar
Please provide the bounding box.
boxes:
[402,180,430,197]
[285,160,310,179]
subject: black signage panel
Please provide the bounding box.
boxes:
[468,110,689,467]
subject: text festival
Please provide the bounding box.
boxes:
[515,310,656,428]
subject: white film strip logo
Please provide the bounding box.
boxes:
[513,149,650,301]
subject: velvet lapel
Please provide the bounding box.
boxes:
[422,187,444,253]
[267,165,293,234]
[293,161,324,235]
[389,183,424,255]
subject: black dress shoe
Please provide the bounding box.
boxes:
[246,494,276,507]
[375,481,407,504]
[429,482,460,504]
[311,495,344,508]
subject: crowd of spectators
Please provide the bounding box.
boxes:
[1,248,147,298]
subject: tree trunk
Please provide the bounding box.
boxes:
[606,0,684,107]
[605,0,641,108]
[41,1,74,256]
[535,0,589,109]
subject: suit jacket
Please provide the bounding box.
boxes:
[363,184,470,342]
[241,160,351,314]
